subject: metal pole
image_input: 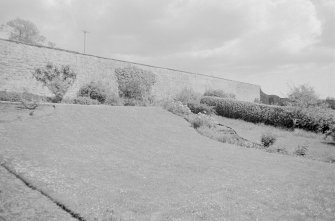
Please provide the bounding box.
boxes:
[82,30,89,53]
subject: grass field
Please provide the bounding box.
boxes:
[0,103,335,220]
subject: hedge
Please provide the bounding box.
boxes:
[200,96,335,133]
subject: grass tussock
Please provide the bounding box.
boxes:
[261,133,277,147]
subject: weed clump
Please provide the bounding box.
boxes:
[294,145,308,156]
[261,133,277,147]
[189,113,216,129]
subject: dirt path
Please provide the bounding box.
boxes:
[0,104,335,220]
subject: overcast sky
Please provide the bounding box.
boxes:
[0,0,334,98]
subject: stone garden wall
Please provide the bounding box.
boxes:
[0,39,260,101]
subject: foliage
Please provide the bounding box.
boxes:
[73,97,100,105]
[261,133,277,147]
[326,97,335,110]
[0,91,48,102]
[294,145,308,156]
[189,113,216,129]
[78,81,109,103]
[33,63,76,103]
[174,88,200,105]
[187,102,215,115]
[122,98,148,106]
[105,93,122,106]
[162,100,191,116]
[201,96,335,134]
[203,89,236,99]
[287,84,327,108]
[115,66,156,101]
[1,18,55,46]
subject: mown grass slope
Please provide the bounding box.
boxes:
[0,103,335,220]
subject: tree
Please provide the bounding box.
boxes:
[33,63,76,102]
[287,84,326,108]
[1,18,55,47]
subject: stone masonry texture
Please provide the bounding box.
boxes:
[0,39,260,101]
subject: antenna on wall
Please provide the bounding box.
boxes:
[82,30,89,54]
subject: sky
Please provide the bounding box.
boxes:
[0,0,334,98]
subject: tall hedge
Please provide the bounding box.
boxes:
[201,96,335,133]
[115,66,156,101]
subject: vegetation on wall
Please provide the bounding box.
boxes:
[33,63,76,103]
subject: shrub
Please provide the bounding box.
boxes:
[162,100,191,116]
[61,98,75,104]
[78,81,112,103]
[326,155,335,164]
[189,113,216,129]
[261,133,277,147]
[105,93,122,106]
[204,89,236,99]
[122,98,148,106]
[174,88,200,105]
[201,96,335,134]
[73,97,100,105]
[187,102,215,115]
[294,145,308,156]
[115,66,156,101]
[33,63,76,102]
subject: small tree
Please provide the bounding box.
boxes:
[33,63,76,102]
[287,84,320,108]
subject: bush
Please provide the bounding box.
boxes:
[115,66,156,101]
[174,88,200,105]
[294,145,308,156]
[201,96,335,134]
[122,98,149,106]
[204,89,236,99]
[105,93,122,106]
[162,100,191,116]
[261,133,277,147]
[33,63,76,102]
[189,113,216,129]
[187,102,215,115]
[78,81,111,103]
[73,97,100,105]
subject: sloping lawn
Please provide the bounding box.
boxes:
[214,115,335,163]
[0,103,335,220]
